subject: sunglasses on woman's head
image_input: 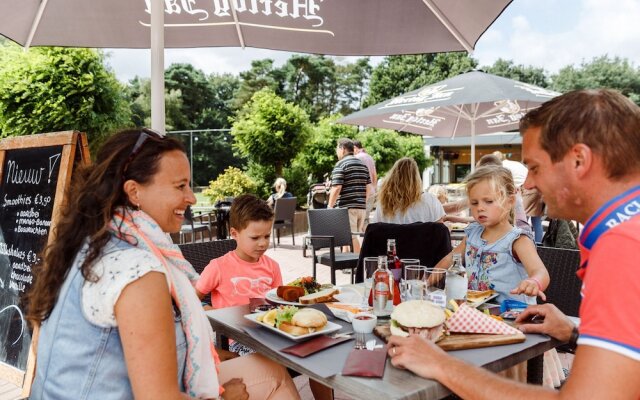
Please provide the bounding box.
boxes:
[122,128,163,178]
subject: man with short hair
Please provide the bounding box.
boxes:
[353,140,377,225]
[387,89,640,399]
[328,138,370,252]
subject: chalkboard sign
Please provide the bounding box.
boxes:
[0,131,89,393]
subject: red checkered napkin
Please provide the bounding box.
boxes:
[446,304,521,335]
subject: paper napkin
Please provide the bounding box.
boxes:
[446,304,522,335]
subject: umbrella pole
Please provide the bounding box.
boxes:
[151,0,165,134]
[471,122,476,172]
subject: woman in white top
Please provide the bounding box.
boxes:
[374,157,445,224]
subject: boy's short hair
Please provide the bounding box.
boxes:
[229,194,274,230]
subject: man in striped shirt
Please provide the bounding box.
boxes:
[328,138,371,252]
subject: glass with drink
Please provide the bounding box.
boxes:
[424,267,447,308]
[400,264,427,302]
[361,257,377,311]
[445,253,467,308]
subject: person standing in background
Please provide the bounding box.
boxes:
[328,138,370,252]
[353,140,377,225]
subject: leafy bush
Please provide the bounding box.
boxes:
[203,167,257,203]
[0,44,131,150]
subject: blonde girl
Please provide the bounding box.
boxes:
[435,165,549,304]
[266,177,292,207]
[374,157,445,224]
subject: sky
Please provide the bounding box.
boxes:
[105,0,640,83]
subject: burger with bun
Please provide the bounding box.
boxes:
[390,300,446,342]
[265,306,328,336]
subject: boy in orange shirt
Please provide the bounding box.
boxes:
[196,194,334,400]
[196,194,282,308]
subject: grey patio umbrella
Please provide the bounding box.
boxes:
[0,0,513,133]
[339,70,560,168]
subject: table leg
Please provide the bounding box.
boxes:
[216,332,230,351]
[527,354,544,384]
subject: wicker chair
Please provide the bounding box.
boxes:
[536,245,582,317]
[272,197,297,248]
[179,239,237,305]
[306,208,359,285]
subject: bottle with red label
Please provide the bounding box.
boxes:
[387,239,402,305]
[372,255,391,315]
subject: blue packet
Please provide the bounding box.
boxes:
[500,299,529,313]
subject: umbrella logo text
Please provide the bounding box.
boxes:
[382,85,462,109]
[513,83,560,99]
[142,0,329,31]
[385,110,444,131]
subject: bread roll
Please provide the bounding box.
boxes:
[291,308,327,328]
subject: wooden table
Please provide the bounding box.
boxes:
[207,306,558,400]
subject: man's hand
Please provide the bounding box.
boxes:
[328,185,341,208]
[516,303,575,342]
[221,378,248,400]
[387,335,449,380]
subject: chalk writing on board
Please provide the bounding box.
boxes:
[0,145,63,370]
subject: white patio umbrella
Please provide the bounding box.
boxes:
[0,0,513,133]
[339,70,561,169]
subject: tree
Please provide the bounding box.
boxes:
[231,89,311,177]
[483,58,549,87]
[294,115,356,182]
[356,129,429,177]
[184,130,245,187]
[0,44,130,149]
[233,59,286,110]
[336,57,372,115]
[164,63,216,130]
[201,73,240,129]
[366,53,477,106]
[125,76,184,131]
[551,56,640,104]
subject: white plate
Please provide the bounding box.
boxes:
[467,292,499,308]
[244,312,342,342]
[265,286,358,306]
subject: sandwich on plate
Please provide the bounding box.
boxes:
[259,306,328,336]
[389,300,446,342]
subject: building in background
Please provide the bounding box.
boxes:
[424,132,522,184]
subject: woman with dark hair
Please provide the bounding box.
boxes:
[27,129,299,399]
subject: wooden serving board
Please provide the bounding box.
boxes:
[374,324,525,351]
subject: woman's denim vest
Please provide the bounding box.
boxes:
[31,239,187,399]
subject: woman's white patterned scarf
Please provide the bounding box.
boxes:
[110,208,221,398]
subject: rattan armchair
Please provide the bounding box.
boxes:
[536,245,582,317]
[306,208,359,285]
